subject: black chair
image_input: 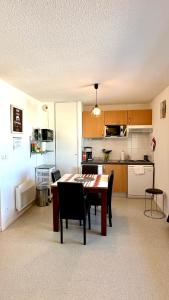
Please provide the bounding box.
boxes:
[82,164,99,215]
[51,170,61,183]
[57,182,91,245]
[86,170,114,227]
[82,164,98,175]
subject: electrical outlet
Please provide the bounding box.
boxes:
[0,154,8,160]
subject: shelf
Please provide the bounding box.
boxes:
[30,136,54,157]
[31,150,53,155]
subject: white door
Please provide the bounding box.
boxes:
[55,102,82,175]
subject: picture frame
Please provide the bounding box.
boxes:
[160,100,166,119]
[10,105,23,133]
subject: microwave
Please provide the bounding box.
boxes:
[34,129,53,141]
[104,125,127,137]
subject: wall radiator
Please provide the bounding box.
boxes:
[16,181,36,211]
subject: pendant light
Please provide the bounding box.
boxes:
[91,83,101,116]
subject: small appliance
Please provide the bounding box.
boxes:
[34,129,53,141]
[104,125,127,137]
[84,147,93,161]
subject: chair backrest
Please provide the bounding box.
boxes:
[51,170,61,183]
[107,170,114,204]
[82,164,98,174]
[57,182,86,220]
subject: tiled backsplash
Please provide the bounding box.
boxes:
[83,133,153,161]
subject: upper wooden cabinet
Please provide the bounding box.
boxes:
[82,111,104,138]
[82,109,152,138]
[103,164,127,193]
[104,110,128,125]
[127,110,152,125]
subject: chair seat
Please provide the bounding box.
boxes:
[145,188,163,195]
[86,192,101,205]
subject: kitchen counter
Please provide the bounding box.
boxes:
[81,159,154,165]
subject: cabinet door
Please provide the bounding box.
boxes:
[82,111,104,138]
[103,164,127,193]
[127,110,152,125]
[104,110,128,125]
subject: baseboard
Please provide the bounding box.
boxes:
[1,202,34,231]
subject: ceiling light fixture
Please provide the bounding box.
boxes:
[91,83,101,116]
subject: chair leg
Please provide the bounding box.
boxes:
[108,204,112,227]
[88,209,91,230]
[83,218,86,245]
[79,220,82,226]
[60,218,63,244]
[95,205,97,215]
[65,219,68,229]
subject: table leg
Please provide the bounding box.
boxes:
[101,189,107,236]
[52,187,59,232]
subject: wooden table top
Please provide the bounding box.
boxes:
[51,174,109,189]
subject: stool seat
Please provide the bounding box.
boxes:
[144,188,165,219]
[145,188,163,195]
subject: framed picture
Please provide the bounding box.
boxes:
[10,105,23,133]
[160,100,166,119]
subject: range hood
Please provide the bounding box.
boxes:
[127,125,153,133]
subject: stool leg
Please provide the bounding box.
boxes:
[162,193,164,214]
[151,195,153,216]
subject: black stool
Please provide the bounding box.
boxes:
[144,188,165,219]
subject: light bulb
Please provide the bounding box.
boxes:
[92,105,101,116]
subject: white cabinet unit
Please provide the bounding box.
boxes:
[35,164,55,185]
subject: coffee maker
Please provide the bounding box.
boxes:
[84,147,93,161]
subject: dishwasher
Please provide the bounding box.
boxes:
[128,165,154,198]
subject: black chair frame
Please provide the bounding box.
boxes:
[57,182,91,245]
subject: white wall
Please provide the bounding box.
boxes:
[0,80,48,230]
[151,85,169,214]
[83,133,153,161]
[54,102,82,175]
[40,101,55,166]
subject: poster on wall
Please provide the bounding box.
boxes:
[10,105,23,133]
[13,137,22,150]
[160,100,166,119]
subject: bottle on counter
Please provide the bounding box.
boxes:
[120,150,125,161]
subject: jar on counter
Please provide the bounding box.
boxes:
[31,142,36,152]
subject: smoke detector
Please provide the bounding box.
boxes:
[42,104,48,112]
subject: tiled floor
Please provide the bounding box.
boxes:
[0,197,169,300]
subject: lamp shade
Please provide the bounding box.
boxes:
[92,104,101,116]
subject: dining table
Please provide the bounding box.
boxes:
[51,173,109,236]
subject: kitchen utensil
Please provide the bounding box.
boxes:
[144,155,149,161]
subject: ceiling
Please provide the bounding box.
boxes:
[0,0,169,105]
